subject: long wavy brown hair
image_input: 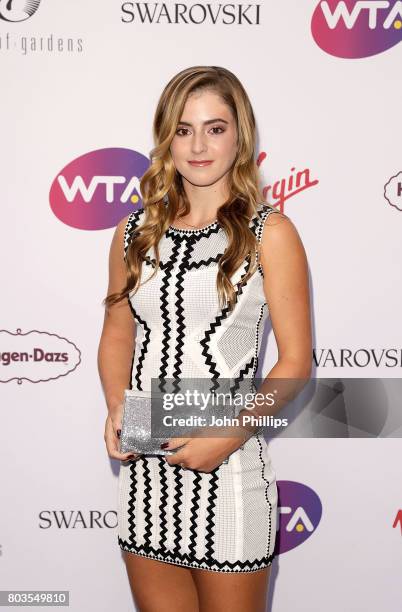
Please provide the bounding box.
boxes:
[104,65,276,313]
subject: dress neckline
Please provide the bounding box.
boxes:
[168,219,220,235]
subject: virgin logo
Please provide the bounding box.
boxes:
[49,148,150,230]
[393,509,402,533]
[311,0,402,58]
[257,152,319,213]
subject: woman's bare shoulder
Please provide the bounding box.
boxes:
[264,208,290,226]
[260,210,307,265]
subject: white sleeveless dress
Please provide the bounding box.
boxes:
[117,201,279,573]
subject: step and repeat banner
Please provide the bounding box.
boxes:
[1,1,401,611]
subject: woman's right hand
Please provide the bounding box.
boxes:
[104,409,141,462]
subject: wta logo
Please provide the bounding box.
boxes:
[275,481,322,555]
[49,148,150,230]
[311,1,402,58]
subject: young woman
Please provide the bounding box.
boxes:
[98,66,312,612]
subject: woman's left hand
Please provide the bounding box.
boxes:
[163,426,248,472]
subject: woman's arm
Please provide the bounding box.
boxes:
[237,211,312,433]
[260,211,312,377]
[97,214,137,459]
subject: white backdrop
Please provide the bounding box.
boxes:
[1,1,401,610]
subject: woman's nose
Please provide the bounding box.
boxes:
[191,132,207,153]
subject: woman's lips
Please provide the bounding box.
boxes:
[188,160,214,167]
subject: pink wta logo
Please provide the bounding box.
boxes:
[275,481,322,555]
[311,0,402,58]
[50,148,150,230]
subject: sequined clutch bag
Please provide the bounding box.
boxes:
[119,388,229,463]
[119,389,176,456]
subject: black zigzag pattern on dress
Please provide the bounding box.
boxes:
[158,239,182,393]
[117,536,275,573]
[123,208,144,260]
[142,457,153,548]
[126,301,137,391]
[146,252,223,271]
[123,210,151,391]
[172,465,184,555]
[188,471,202,558]
[144,256,167,270]
[127,460,138,546]
[124,210,168,271]
[204,467,220,560]
[187,253,225,270]
[199,256,252,390]
[126,301,151,392]
[171,238,196,391]
[157,457,169,551]
[173,226,224,270]
[230,355,255,397]
[230,303,268,399]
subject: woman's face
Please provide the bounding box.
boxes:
[169,89,238,190]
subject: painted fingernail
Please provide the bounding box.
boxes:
[160,442,169,449]
[117,429,121,438]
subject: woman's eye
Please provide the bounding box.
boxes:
[175,126,225,136]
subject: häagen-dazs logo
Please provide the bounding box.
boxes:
[275,481,322,555]
[0,328,81,384]
[0,0,42,22]
[49,148,150,230]
[311,1,402,58]
[384,171,402,211]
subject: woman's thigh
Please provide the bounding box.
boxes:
[123,552,199,612]
[191,565,271,612]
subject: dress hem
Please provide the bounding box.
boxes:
[118,537,275,574]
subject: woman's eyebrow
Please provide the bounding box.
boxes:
[177,118,229,126]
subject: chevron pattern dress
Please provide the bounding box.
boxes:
[117,200,279,573]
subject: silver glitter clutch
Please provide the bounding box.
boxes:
[119,389,175,456]
[119,388,229,463]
